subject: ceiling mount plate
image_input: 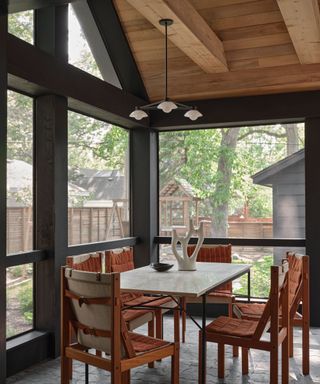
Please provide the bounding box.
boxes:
[159,18,173,26]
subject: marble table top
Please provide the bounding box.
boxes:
[120,262,251,298]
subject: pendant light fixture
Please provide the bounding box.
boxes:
[129,19,203,121]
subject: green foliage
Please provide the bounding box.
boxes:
[8,11,34,44]
[10,266,23,278]
[17,282,33,324]
[233,255,273,298]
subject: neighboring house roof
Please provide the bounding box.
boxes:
[74,168,127,200]
[7,159,88,207]
[160,178,200,200]
[252,149,304,187]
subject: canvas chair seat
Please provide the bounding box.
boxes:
[206,316,258,338]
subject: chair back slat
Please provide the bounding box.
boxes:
[105,247,135,273]
[66,253,102,272]
[64,268,133,358]
[285,252,304,308]
[187,244,232,291]
[105,247,143,302]
[253,262,289,341]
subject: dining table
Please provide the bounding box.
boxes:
[121,261,251,384]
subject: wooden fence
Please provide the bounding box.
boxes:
[7,206,129,254]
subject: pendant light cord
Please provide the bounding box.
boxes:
[165,21,168,100]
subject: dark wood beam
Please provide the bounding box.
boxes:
[34,5,68,358]
[8,0,76,13]
[305,117,320,327]
[131,129,159,267]
[7,33,149,128]
[0,10,7,383]
[150,91,320,130]
[87,0,149,100]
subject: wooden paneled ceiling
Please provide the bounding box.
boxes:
[113,0,320,102]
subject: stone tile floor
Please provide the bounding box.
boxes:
[7,316,320,383]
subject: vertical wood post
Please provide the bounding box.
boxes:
[131,128,158,266]
[305,117,320,326]
[0,4,7,382]
[34,5,68,356]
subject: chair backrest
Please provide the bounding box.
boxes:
[187,244,232,292]
[253,262,289,342]
[285,252,309,315]
[105,247,134,273]
[62,267,135,359]
[66,253,102,272]
[105,247,142,302]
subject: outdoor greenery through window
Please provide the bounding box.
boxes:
[6,90,34,338]
[159,123,305,297]
[68,112,130,245]
[68,5,103,79]
[8,10,34,44]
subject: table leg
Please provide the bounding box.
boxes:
[201,294,207,384]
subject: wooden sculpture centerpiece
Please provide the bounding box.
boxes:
[171,219,205,271]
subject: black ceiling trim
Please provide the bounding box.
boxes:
[87,0,149,101]
[8,0,76,13]
[150,90,320,131]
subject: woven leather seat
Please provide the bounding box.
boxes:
[206,316,257,338]
[130,332,170,353]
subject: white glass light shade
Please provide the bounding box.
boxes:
[129,108,148,120]
[184,108,203,121]
[157,100,178,113]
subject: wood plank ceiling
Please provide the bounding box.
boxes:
[113,0,320,102]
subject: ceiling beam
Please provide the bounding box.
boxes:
[126,0,228,74]
[87,0,148,100]
[276,0,320,64]
[8,0,76,13]
[7,33,149,129]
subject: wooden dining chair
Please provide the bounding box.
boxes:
[232,252,309,374]
[199,262,290,384]
[67,253,155,360]
[61,267,179,384]
[181,244,233,342]
[105,247,180,343]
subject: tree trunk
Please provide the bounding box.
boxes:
[211,128,240,237]
[285,124,299,155]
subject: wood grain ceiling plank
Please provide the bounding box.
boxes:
[189,0,258,9]
[126,0,228,73]
[211,11,283,30]
[197,0,279,20]
[229,54,299,70]
[224,33,291,51]
[219,22,288,40]
[276,0,320,64]
[226,43,295,61]
[145,63,320,101]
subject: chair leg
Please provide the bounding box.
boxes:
[270,345,278,384]
[233,345,239,357]
[302,314,310,375]
[156,309,163,362]
[171,342,180,384]
[148,318,155,368]
[121,370,130,384]
[61,355,71,384]
[289,324,294,358]
[174,307,180,343]
[282,334,289,384]
[181,297,186,343]
[241,347,249,375]
[218,343,225,379]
